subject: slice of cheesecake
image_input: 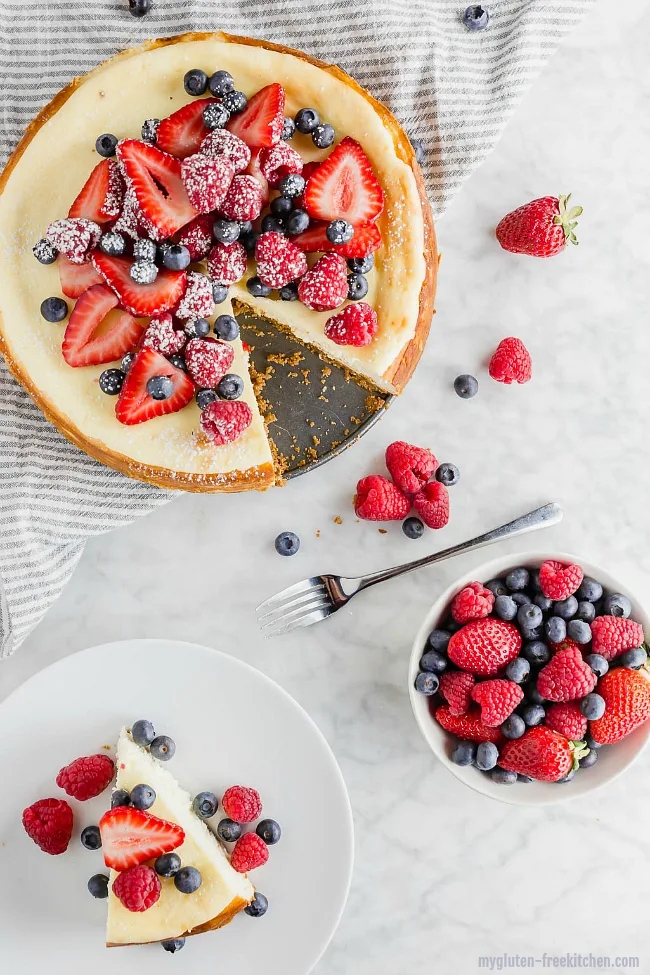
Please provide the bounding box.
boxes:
[105,728,254,947]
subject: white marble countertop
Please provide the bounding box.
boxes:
[3,3,650,972]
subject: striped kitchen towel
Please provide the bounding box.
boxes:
[0,0,595,657]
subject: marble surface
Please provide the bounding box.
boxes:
[3,3,650,972]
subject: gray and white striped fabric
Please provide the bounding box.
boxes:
[0,0,594,657]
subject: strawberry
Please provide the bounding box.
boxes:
[62,285,143,368]
[451,581,495,624]
[471,679,523,727]
[496,194,582,258]
[413,481,450,530]
[245,149,270,206]
[545,701,588,740]
[113,182,151,241]
[258,142,303,187]
[116,140,197,240]
[354,474,410,521]
[304,137,384,224]
[295,160,321,209]
[255,232,307,289]
[589,667,650,744]
[447,618,521,676]
[591,616,645,662]
[180,152,235,213]
[324,302,378,347]
[68,158,124,223]
[434,705,504,744]
[184,336,234,388]
[46,217,101,264]
[385,441,437,495]
[177,213,215,261]
[335,221,382,259]
[488,337,532,385]
[499,726,581,782]
[220,174,264,222]
[23,798,74,855]
[141,313,187,356]
[208,241,248,286]
[298,253,348,311]
[58,254,103,298]
[156,98,219,158]
[538,560,584,601]
[115,347,194,426]
[227,83,285,148]
[439,671,475,716]
[99,805,185,871]
[200,128,251,172]
[536,644,597,702]
[292,222,336,254]
[56,753,115,801]
[175,270,214,320]
[200,401,253,446]
[112,864,161,913]
[93,252,186,317]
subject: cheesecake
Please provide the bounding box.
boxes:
[105,727,254,946]
[0,32,437,492]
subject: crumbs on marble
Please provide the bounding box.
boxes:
[333,516,343,525]
[316,529,321,538]
[378,528,387,534]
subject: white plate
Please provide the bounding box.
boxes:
[0,639,353,974]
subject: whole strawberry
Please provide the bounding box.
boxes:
[471,679,523,727]
[447,618,521,676]
[56,753,115,801]
[499,726,583,782]
[488,337,531,385]
[544,701,588,740]
[591,616,645,662]
[496,193,582,258]
[385,441,437,496]
[451,581,495,624]
[354,475,410,521]
[434,705,504,744]
[413,481,450,529]
[439,671,475,716]
[536,644,597,702]
[23,798,74,855]
[589,667,650,744]
[538,560,584,601]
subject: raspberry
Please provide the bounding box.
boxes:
[22,798,73,855]
[451,581,495,624]
[385,441,437,495]
[258,142,303,187]
[221,785,263,823]
[200,128,251,173]
[181,153,235,213]
[141,313,186,356]
[112,864,161,912]
[177,213,215,261]
[536,644,597,702]
[46,218,101,264]
[208,241,248,285]
[538,560,584,600]
[185,336,234,388]
[488,337,531,384]
[298,253,348,311]
[591,616,645,662]
[434,705,505,744]
[354,474,410,521]
[176,271,214,320]
[200,401,253,446]
[471,679,523,727]
[439,671,475,715]
[230,832,269,873]
[448,618,521,676]
[56,753,115,801]
[413,481,449,529]
[545,701,588,740]
[255,232,307,288]
[220,175,265,222]
[324,301,378,347]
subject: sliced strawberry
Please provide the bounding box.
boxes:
[99,806,185,871]
[92,252,186,318]
[304,136,384,224]
[115,346,194,426]
[68,159,123,223]
[292,222,336,254]
[156,98,218,158]
[295,160,321,210]
[245,149,270,206]
[335,221,382,259]
[227,83,285,149]
[62,285,143,368]
[58,254,104,298]
[116,140,197,240]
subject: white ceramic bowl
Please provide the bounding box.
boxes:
[408,551,650,805]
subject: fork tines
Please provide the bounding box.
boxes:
[256,576,333,636]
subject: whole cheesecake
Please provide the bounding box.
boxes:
[0,31,437,492]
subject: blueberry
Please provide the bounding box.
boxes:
[275,530,300,556]
[521,624,542,641]
[214,314,239,341]
[435,463,459,487]
[505,657,530,684]
[347,272,369,301]
[453,374,478,399]
[420,650,447,674]
[576,600,596,623]
[312,123,335,149]
[185,317,211,339]
[130,784,156,810]
[462,4,489,30]
[203,102,230,130]
[545,616,566,644]
[150,735,175,761]
[521,704,545,727]
[208,70,235,97]
[81,825,102,850]
[348,254,375,274]
[528,570,542,592]
[141,118,160,143]
[294,108,320,134]
[534,594,553,614]
[475,741,499,771]
[245,892,269,917]
[133,238,157,263]
[511,592,532,607]
[619,647,647,669]
[241,232,260,255]
[212,282,229,304]
[238,220,254,237]
[163,243,191,270]
[100,231,126,256]
[196,388,218,411]
[279,282,300,301]
[33,238,58,264]
[111,789,131,808]
[40,297,68,323]
[567,619,592,645]
[505,567,529,591]
[278,173,305,198]
[517,603,543,629]
[491,768,517,784]
[414,671,439,695]
[284,209,310,236]
[271,195,294,218]
[410,137,425,165]
[168,355,187,372]
[247,277,273,298]
[585,733,602,750]
[217,374,244,400]
[552,596,578,620]
[130,261,158,285]
[95,133,118,157]
[522,641,550,666]
[427,629,451,652]
[146,375,174,401]
[558,769,575,784]
[451,741,476,766]
[161,939,186,953]
[128,0,151,16]
[155,852,181,877]
[193,791,219,819]
[585,653,609,677]
[525,683,546,705]
[501,714,526,739]
[261,214,285,234]
[98,368,125,395]
[495,594,517,621]
[445,619,462,634]
[184,68,208,96]
[603,593,632,618]
[578,577,603,602]
[217,818,242,843]
[88,873,109,898]
[579,749,599,769]
[401,516,424,540]
[281,117,296,141]
[518,774,533,783]
[222,90,248,114]
[485,579,507,598]
[580,693,606,720]
[175,866,202,894]
[256,819,281,845]
[213,218,240,244]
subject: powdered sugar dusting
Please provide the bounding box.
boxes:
[199,129,251,173]
[219,175,264,222]
[255,232,308,288]
[45,217,101,264]
[207,241,248,285]
[177,214,214,261]
[142,313,187,355]
[298,253,348,311]
[180,153,235,214]
[102,160,125,220]
[175,270,214,319]
[259,142,303,187]
[185,337,234,387]
[200,400,253,446]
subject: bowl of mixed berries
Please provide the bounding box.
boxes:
[409,553,650,804]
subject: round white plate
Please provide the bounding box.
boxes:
[0,640,353,974]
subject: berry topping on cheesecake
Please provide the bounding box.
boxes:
[115,347,195,425]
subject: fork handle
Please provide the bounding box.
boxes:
[347,502,563,595]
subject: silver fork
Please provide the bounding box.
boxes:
[256,502,563,637]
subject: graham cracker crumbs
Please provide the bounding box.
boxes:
[350,415,361,425]
[319,395,329,403]
[378,529,388,534]
[333,516,343,525]
[365,394,385,413]
[102,744,111,750]
[306,447,318,461]
[306,420,315,427]
[267,351,304,366]
[331,440,341,449]
[343,428,350,437]
[297,459,306,467]
[321,367,332,379]
[316,530,321,538]
[99,90,105,98]
[288,371,298,378]
[264,413,277,426]
[312,436,320,446]
[300,369,310,384]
